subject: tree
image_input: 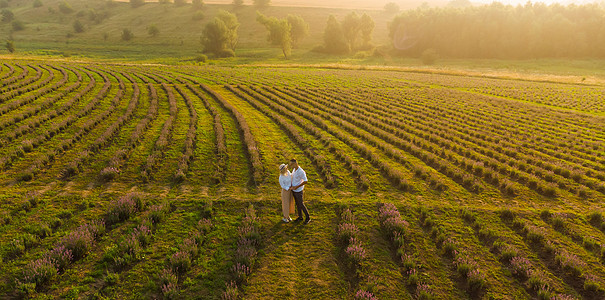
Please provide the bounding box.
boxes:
[201,10,239,57]
[73,19,84,33]
[148,24,159,37]
[384,2,400,14]
[253,0,270,8]
[447,0,472,8]
[12,20,25,31]
[192,0,204,10]
[322,15,348,54]
[6,40,14,53]
[257,12,292,59]
[58,1,74,14]
[341,12,361,51]
[217,10,239,51]
[287,14,309,47]
[359,13,374,48]
[232,0,243,8]
[121,28,134,41]
[1,9,13,22]
[130,0,144,8]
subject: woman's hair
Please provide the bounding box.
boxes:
[279,164,287,174]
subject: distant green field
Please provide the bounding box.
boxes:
[0,58,604,299]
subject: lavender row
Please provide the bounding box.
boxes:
[100,77,157,182]
[500,210,604,298]
[183,81,227,184]
[254,86,370,190]
[61,72,140,179]
[16,193,146,296]
[158,214,212,298]
[418,207,488,296]
[336,206,377,300]
[199,83,264,186]
[140,82,178,182]
[222,204,261,300]
[0,64,54,104]
[228,84,337,188]
[172,84,198,183]
[377,203,434,299]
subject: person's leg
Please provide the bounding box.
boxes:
[281,190,289,219]
[300,192,310,221]
[293,191,304,220]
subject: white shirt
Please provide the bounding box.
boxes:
[279,171,292,191]
[291,167,308,192]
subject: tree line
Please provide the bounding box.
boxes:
[389,2,605,59]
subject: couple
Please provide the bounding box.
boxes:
[279,159,311,225]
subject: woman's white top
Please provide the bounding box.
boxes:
[279,171,292,191]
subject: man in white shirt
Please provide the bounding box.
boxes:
[288,158,310,224]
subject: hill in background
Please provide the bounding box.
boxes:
[1,0,397,60]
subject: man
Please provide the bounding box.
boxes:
[288,158,310,224]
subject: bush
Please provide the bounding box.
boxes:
[467,269,487,292]
[222,281,239,300]
[169,251,191,274]
[192,11,204,21]
[33,0,43,8]
[194,54,207,62]
[337,222,358,245]
[121,28,134,41]
[60,228,94,260]
[11,20,25,31]
[46,246,73,272]
[105,193,143,226]
[421,49,438,65]
[355,289,377,300]
[21,257,57,287]
[58,1,74,14]
[73,19,84,33]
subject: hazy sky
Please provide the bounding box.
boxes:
[202,0,603,9]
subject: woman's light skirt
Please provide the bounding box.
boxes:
[281,189,295,218]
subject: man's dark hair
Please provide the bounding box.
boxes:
[289,159,297,164]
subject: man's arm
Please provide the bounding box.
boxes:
[291,181,307,190]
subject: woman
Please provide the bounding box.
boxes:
[279,164,295,223]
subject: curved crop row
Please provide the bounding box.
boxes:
[172,84,198,183]
[418,207,488,296]
[198,83,263,186]
[61,72,140,179]
[222,204,261,299]
[460,208,575,299]
[0,65,57,104]
[182,82,227,184]
[100,76,155,182]
[0,66,74,124]
[248,85,371,190]
[500,210,605,298]
[15,193,146,296]
[0,64,30,89]
[140,82,178,182]
[335,206,376,299]
[227,84,337,188]
[377,203,435,299]
[157,211,212,298]
[12,69,114,181]
[0,63,16,81]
